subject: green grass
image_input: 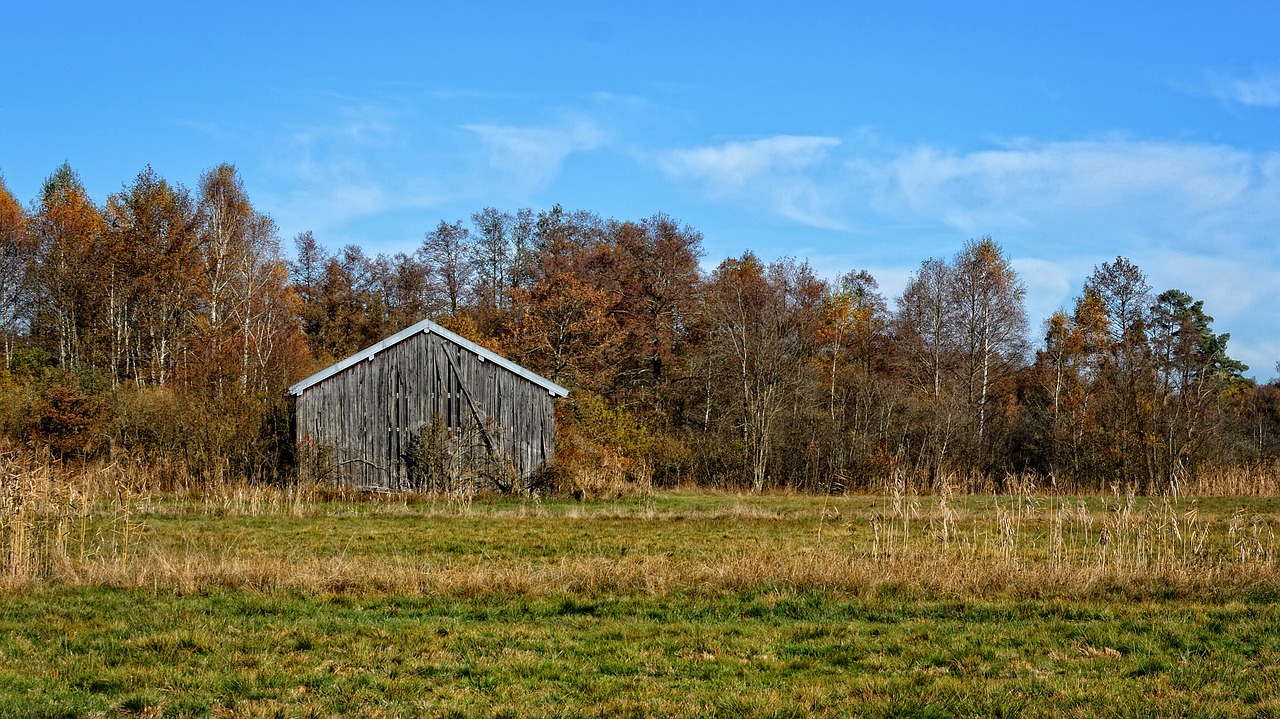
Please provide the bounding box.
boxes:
[2,490,1280,717]
[3,588,1279,717]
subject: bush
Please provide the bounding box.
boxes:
[30,380,106,459]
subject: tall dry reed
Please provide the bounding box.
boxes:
[0,448,141,579]
[862,472,1277,578]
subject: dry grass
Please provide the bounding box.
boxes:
[1177,462,1280,496]
[25,537,1280,602]
[3,449,1279,600]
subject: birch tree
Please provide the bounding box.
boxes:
[30,163,107,370]
[197,164,254,334]
[950,236,1028,451]
[196,165,302,393]
[104,166,201,386]
[821,269,887,420]
[895,257,955,402]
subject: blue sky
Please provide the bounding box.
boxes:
[3,2,1278,378]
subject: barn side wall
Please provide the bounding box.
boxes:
[294,330,556,491]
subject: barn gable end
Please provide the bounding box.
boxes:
[289,319,568,491]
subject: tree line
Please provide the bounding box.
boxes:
[2,163,1278,493]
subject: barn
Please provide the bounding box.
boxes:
[289,318,568,492]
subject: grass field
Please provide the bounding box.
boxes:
[3,481,1280,717]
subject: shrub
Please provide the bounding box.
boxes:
[30,380,106,459]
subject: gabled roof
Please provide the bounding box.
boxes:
[288,317,570,398]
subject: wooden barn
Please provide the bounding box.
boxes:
[289,319,568,492]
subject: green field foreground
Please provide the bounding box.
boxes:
[3,489,1280,717]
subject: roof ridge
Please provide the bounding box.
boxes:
[287,317,569,397]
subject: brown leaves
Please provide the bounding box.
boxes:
[30,381,106,458]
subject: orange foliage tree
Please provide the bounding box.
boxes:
[0,176,32,363]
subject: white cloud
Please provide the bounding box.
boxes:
[869,139,1280,375]
[275,183,397,239]
[667,133,1280,376]
[872,139,1264,232]
[659,135,839,193]
[1136,251,1280,375]
[1011,256,1085,324]
[662,133,1280,261]
[257,101,453,246]
[1204,69,1280,108]
[1144,253,1273,316]
[658,134,1280,245]
[656,135,846,230]
[464,119,606,198]
[255,96,617,250]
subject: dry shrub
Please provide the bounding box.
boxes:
[544,430,652,501]
[30,381,107,458]
[0,369,40,440]
[545,391,659,500]
[398,418,512,499]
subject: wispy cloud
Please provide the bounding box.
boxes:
[657,133,1280,249]
[1010,256,1088,325]
[656,135,846,230]
[870,139,1269,236]
[1140,251,1280,374]
[259,100,450,245]
[1202,69,1280,107]
[464,119,607,198]
[659,135,839,193]
[257,96,615,249]
[662,133,1280,374]
[872,138,1280,375]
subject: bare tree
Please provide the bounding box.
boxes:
[470,207,512,313]
[419,220,473,318]
[703,253,824,491]
[821,269,887,420]
[891,239,1028,477]
[1087,256,1151,348]
[895,257,955,402]
[196,165,299,393]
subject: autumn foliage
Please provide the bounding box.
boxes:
[1,164,1277,494]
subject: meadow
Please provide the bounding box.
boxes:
[3,460,1280,717]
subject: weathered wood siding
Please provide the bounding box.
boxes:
[294,328,557,490]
